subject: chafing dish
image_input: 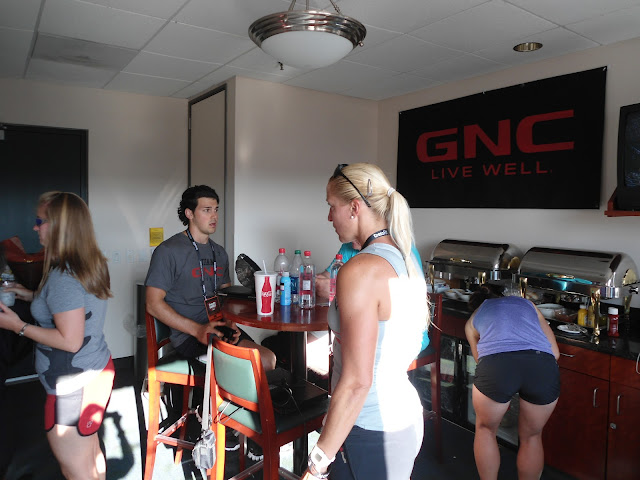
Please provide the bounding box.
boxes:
[428,239,522,285]
[518,246,640,337]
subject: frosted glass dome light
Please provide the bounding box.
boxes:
[249,1,366,70]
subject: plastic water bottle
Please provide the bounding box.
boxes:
[300,250,316,309]
[273,248,290,303]
[290,250,303,304]
[329,253,343,305]
[280,271,292,306]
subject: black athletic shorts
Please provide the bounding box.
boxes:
[474,350,560,405]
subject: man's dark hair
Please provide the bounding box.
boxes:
[177,185,220,226]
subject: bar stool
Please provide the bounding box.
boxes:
[144,312,205,480]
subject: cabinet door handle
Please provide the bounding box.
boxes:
[560,353,575,358]
[593,387,599,408]
[616,394,622,415]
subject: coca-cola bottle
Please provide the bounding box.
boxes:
[261,275,273,314]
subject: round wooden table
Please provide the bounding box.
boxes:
[223,297,329,380]
[222,297,330,474]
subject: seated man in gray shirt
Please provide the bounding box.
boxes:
[145,185,276,371]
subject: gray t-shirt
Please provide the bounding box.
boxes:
[31,268,111,395]
[144,232,230,348]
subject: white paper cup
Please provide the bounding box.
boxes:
[254,271,278,315]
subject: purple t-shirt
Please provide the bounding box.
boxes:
[472,297,554,359]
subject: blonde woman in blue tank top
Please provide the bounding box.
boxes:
[303,163,429,480]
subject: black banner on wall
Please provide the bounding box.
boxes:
[397,67,606,209]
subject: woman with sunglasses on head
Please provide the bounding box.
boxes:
[465,285,559,480]
[0,192,113,480]
[304,163,429,480]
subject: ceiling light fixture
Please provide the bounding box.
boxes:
[513,42,543,53]
[248,0,366,69]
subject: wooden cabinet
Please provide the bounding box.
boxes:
[441,312,467,339]
[607,356,640,480]
[542,344,610,480]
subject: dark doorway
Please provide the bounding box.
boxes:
[0,123,88,254]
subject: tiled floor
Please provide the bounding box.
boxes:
[2,359,574,480]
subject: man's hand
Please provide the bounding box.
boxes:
[197,320,240,345]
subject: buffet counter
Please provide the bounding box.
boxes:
[440,298,640,361]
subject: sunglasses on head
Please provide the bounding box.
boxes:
[35,217,48,227]
[332,164,372,208]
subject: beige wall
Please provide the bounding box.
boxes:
[378,36,640,308]
[0,78,188,358]
[229,77,378,275]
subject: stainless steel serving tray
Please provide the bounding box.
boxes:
[428,239,522,283]
[518,247,639,298]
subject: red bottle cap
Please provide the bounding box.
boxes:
[304,250,311,256]
[279,248,286,254]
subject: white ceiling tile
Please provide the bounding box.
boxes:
[25,57,115,88]
[80,0,187,19]
[347,35,463,73]
[341,73,440,101]
[568,6,640,45]
[33,34,138,70]
[227,48,310,78]
[477,27,599,66]
[144,22,255,64]
[175,66,235,96]
[508,0,640,26]
[125,51,219,81]
[175,0,290,37]
[171,82,211,99]
[345,24,401,56]
[411,53,504,82]
[172,64,293,99]
[40,0,166,49]
[0,27,34,77]
[220,66,293,83]
[5,0,640,99]
[411,0,556,53]
[0,0,41,30]
[334,0,488,34]
[284,60,395,94]
[105,71,191,96]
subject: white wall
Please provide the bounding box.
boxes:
[378,36,640,308]
[0,78,188,358]
[229,77,379,276]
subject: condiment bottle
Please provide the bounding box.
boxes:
[607,307,619,337]
[586,303,595,328]
[577,304,588,327]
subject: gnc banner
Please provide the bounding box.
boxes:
[397,67,606,209]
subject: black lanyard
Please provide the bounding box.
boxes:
[362,228,390,250]
[185,229,217,299]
